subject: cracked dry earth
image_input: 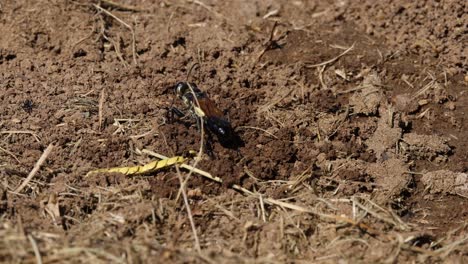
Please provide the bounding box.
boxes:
[0,0,467,263]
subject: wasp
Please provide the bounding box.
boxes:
[172,82,240,148]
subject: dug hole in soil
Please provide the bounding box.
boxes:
[0,0,467,263]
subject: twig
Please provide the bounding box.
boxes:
[71,24,96,53]
[174,166,201,253]
[336,84,371,95]
[101,0,143,12]
[104,34,129,67]
[412,79,436,100]
[259,194,267,222]
[305,42,355,68]
[351,197,405,230]
[28,235,43,264]
[98,88,106,131]
[214,203,241,222]
[186,82,205,169]
[15,144,54,193]
[401,75,414,89]
[292,79,306,104]
[190,0,224,19]
[363,197,408,229]
[327,106,350,139]
[1,130,41,142]
[317,65,327,89]
[0,146,21,163]
[263,9,280,19]
[236,126,279,139]
[49,247,124,263]
[94,4,137,66]
[254,21,278,64]
[129,130,156,140]
[435,235,468,258]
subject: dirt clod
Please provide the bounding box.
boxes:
[421,170,468,196]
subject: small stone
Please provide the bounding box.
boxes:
[418,99,429,106]
[446,101,456,110]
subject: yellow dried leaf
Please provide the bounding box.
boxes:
[86,156,185,177]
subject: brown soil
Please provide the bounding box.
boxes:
[1,0,467,263]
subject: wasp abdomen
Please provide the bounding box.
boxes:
[206,117,233,137]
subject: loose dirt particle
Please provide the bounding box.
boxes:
[365,109,402,160]
[349,73,383,115]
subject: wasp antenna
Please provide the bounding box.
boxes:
[186,62,200,82]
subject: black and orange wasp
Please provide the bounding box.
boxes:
[171,81,241,149]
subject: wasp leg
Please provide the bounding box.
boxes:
[204,128,215,158]
[168,106,190,124]
[171,107,185,117]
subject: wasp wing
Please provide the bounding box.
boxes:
[197,97,233,137]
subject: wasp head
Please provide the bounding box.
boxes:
[174,82,189,98]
